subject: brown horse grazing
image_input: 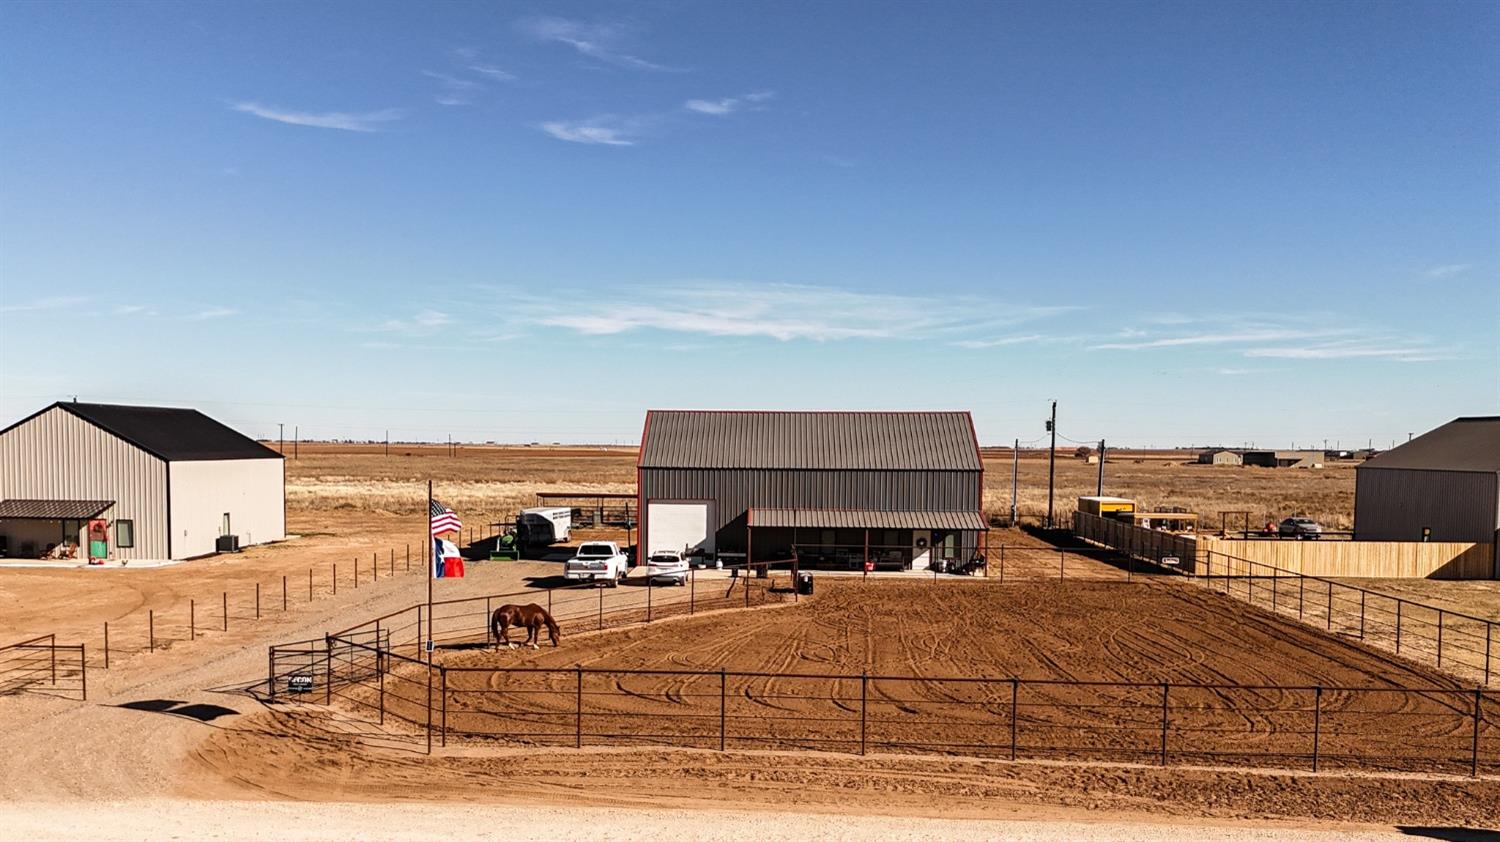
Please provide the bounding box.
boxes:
[490,603,560,649]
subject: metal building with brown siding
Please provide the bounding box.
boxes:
[1354,416,1500,545]
[637,410,986,571]
[0,402,285,561]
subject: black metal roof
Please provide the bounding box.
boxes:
[749,508,987,530]
[0,499,114,519]
[1,402,283,462]
[1358,416,1500,473]
[639,410,981,470]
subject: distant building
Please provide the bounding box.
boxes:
[0,402,285,561]
[1354,416,1500,544]
[637,410,985,571]
[1241,450,1324,469]
[1197,449,1244,466]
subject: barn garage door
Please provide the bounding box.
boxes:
[647,502,712,556]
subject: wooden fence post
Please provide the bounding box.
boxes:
[190,599,195,640]
[103,622,109,670]
[223,591,228,631]
[283,575,288,612]
[575,665,584,749]
[1473,689,1482,778]
[256,583,261,620]
[441,668,448,748]
[149,610,154,652]
[1326,581,1333,631]
[719,668,727,751]
[1437,610,1444,668]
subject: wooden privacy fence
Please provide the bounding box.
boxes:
[278,634,1499,777]
[1073,512,1200,573]
[1198,538,1494,579]
[0,635,86,700]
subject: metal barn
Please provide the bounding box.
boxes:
[0,402,285,561]
[1354,416,1500,544]
[636,410,986,571]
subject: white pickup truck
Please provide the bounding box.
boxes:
[564,541,629,587]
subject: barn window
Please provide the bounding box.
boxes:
[116,520,134,548]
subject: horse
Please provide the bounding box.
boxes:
[490,603,560,649]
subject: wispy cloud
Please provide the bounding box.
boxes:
[1243,342,1457,362]
[190,306,236,320]
[0,295,88,313]
[230,101,404,132]
[1090,328,1335,350]
[517,16,673,71]
[952,334,1046,349]
[823,155,857,168]
[1424,263,1472,279]
[684,91,774,115]
[538,118,638,146]
[367,309,453,335]
[513,281,1067,343]
[422,70,482,106]
[468,64,515,81]
[115,304,157,317]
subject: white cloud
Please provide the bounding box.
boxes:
[190,306,236,320]
[952,334,1045,349]
[368,309,452,335]
[1243,342,1456,362]
[538,119,636,146]
[1424,263,1472,279]
[518,281,1068,343]
[0,295,88,313]
[468,64,515,81]
[422,70,482,106]
[230,101,404,132]
[517,16,672,71]
[1090,329,1337,350]
[685,91,775,116]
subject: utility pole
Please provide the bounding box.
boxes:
[294,425,299,459]
[1010,438,1019,526]
[278,423,284,455]
[1045,401,1057,529]
[385,430,389,458]
[1096,438,1105,497]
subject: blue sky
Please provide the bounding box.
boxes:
[1,1,1495,447]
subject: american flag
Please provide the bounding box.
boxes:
[430,499,461,536]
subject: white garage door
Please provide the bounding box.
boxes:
[647,502,712,556]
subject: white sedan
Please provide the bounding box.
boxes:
[645,551,690,585]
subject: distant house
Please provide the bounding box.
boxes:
[1197,450,1244,466]
[0,402,285,561]
[1355,416,1500,544]
[1241,450,1324,469]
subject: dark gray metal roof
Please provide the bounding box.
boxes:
[639,410,981,470]
[0,499,114,519]
[749,508,987,530]
[1358,417,1500,474]
[0,402,283,462]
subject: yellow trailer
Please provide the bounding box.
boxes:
[1077,496,1136,518]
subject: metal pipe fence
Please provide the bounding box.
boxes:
[1200,551,1498,687]
[0,635,87,700]
[276,635,1497,777]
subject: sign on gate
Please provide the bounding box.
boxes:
[1161,556,1180,567]
[287,673,315,693]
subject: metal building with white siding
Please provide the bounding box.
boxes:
[0,402,285,561]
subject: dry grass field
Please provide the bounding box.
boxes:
[281,442,1355,532]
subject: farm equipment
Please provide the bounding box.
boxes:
[490,531,520,561]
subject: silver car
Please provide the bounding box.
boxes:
[1278,517,1323,539]
[645,551,689,585]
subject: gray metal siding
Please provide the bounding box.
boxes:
[642,467,981,545]
[0,405,168,558]
[641,411,981,470]
[1354,467,1499,543]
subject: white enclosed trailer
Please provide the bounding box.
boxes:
[516,506,572,546]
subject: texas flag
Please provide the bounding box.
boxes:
[433,538,465,579]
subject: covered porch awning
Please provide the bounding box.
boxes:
[748,508,988,531]
[0,499,114,520]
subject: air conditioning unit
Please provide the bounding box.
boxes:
[216,534,241,553]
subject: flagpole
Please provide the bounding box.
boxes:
[426,479,433,662]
